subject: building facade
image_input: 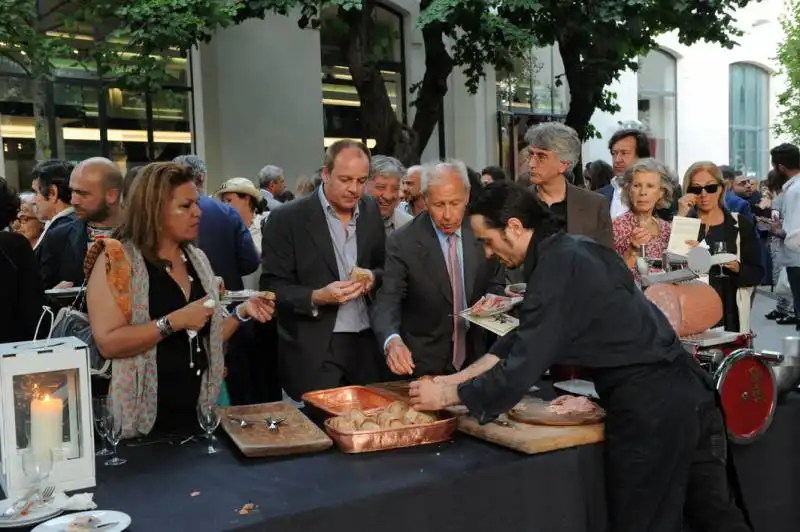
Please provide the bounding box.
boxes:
[0,0,789,192]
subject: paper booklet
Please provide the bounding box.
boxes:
[460,312,519,336]
[667,216,702,257]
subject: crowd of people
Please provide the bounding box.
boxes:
[4,121,793,529]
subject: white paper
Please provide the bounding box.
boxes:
[667,216,702,256]
[460,312,519,336]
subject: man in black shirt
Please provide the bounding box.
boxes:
[410,182,751,532]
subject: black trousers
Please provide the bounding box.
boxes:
[316,330,382,390]
[594,355,751,532]
[786,266,800,330]
[226,320,283,405]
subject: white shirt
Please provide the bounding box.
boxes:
[261,189,283,212]
[610,177,629,220]
[242,212,268,291]
[779,174,800,267]
[385,207,413,236]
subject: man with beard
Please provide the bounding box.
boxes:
[411,181,752,532]
[38,157,122,289]
[400,165,426,216]
[366,155,413,236]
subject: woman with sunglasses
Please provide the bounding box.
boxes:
[678,162,763,332]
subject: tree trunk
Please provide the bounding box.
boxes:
[339,3,415,164]
[32,72,51,160]
[557,31,603,142]
[408,8,453,164]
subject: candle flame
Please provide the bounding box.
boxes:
[43,394,51,402]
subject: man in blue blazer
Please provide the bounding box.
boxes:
[719,165,754,222]
[173,155,259,291]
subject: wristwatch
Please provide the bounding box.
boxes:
[155,316,174,338]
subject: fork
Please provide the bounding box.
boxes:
[264,417,286,432]
[18,485,54,517]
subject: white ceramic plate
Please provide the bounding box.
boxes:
[33,510,131,532]
[0,492,68,528]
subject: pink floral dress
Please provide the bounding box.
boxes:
[612,211,672,283]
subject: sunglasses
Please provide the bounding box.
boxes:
[687,184,720,195]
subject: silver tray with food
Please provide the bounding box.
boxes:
[463,293,521,318]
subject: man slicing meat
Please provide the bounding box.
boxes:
[409,181,751,532]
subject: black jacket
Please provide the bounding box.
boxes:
[0,232,46,344]
[37,217,89,289]
[370,212,506,376]
[260,192,386,399]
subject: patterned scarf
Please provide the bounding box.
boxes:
[85,239,224,438]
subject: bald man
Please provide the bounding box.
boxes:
[38,157,123,289]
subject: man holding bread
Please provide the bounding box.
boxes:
[261,140,387,399]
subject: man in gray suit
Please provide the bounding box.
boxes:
[371,160,505,378]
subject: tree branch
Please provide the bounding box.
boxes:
[0,50,31,76]
[38,0,76,22]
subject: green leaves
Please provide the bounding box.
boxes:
[775,0,800,141]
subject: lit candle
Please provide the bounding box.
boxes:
[30,394,63,458]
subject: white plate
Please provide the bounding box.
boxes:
[553,379,599,399]
[221,289,259,303]
[33,510,131,532]
[0,492,68,528]
[45,287,85,297]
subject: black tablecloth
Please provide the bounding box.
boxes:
[86,436,605,532]
[731,392,800,532]
[11,393,800,532]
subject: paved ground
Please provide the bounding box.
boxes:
[751,287,797,352]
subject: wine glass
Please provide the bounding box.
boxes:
[713,241,729,278]
[197,403,221,455]
[104,401,127,466]
[21,448,53,491]
[92,397,112,456]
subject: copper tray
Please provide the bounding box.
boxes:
[302,385,396,416]
[508,396,604,426]
[324,412,458,453]
[219,402,333,458]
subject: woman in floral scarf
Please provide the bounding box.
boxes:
[85,162,275,438]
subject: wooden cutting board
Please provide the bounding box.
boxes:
[220,401,333,458]
[368,382,604,455]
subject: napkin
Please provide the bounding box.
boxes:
[62,493,97,511]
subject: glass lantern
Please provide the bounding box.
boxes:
[0,336,95,499]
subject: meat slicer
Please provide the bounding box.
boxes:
[640,247,800,444]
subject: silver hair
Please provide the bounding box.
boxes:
[257,165,283,188]
[420,160,471,197]
[524,122,581,168]
[370,155,405,181]
[18,191,35,203]
[406,165,423,178]
[173,155,207,184]
[620,158,675,210]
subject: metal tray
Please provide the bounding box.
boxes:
[324,412,458,453]
[302,385,396,416]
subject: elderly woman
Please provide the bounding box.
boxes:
[216,177,268,289]
[612,158,674,282]
[367,155,413,235]
[678,161,763,332]
[13,192,44,247]
[86,163,276,437]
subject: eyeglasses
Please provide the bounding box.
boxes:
[687,184,720,195]
[16,215,37,224]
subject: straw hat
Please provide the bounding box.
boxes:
[215,177,261,203]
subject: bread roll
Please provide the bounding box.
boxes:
[388,418,405,429]
[376,412,397,428]
[358,419,380,431]
[331,417,357,433]
[346,410,366,425]
[415,411,438,424]
[386,401,409,417]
